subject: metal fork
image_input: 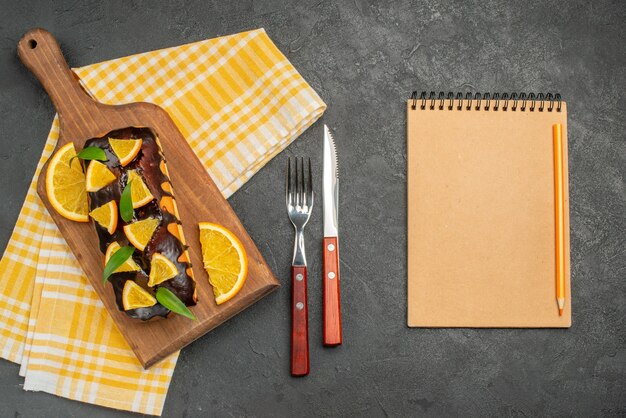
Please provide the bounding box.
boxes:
[286,157,313,377]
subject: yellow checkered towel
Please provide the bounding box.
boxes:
[0,29,325,415]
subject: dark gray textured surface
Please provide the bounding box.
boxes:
[1,0,625,416]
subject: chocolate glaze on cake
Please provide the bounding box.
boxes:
[85,127,197,321]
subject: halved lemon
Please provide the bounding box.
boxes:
[148,253,178,287]
[105,241,140,273]
[85,160,117,192]
[128,170,154,208]
[89,200,118,234]
[198,222,248,305]
[122,280,156,310]
[109,138,142,167]
[45,142,89,222]
[123,217,159,251]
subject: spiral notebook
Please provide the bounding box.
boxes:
[407,91,571,328]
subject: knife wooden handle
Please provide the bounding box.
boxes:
[291,265,309,376]
[323,236,342,346]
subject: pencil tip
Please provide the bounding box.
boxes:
[559,308,563,316]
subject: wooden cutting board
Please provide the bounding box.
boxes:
[17,28,280,368]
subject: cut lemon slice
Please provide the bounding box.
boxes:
[122,280,156,310]
[198,222,248,305]
[85,160,117,192]
[89,200,118,234]
[109,138,142,167]
[45,142,89,222]
[128,170,154,208]
[148,253,178,287]
[105,241,140,273]
[123,217,159,251]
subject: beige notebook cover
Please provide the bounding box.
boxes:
[407,94,571,328]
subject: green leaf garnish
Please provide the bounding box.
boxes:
[69,146,107,166]
[156,287,196,320]
[103,246,135,283]
[120,180,134,223]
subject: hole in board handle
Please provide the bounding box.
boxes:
[28,39,37,49]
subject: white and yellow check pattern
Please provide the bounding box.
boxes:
[0,29,325,415]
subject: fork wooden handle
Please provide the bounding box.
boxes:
[323,237,342,346]
[291,265,309,376]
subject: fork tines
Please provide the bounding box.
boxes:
[286,157,313,210]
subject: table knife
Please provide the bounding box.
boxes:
[323,124,342,346]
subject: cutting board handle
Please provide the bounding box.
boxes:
[17,28,100,124]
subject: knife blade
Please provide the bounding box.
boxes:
[322,124,342,346]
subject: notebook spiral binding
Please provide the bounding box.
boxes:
[410,91,562,112]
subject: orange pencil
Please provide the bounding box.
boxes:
[553,124,565,316]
